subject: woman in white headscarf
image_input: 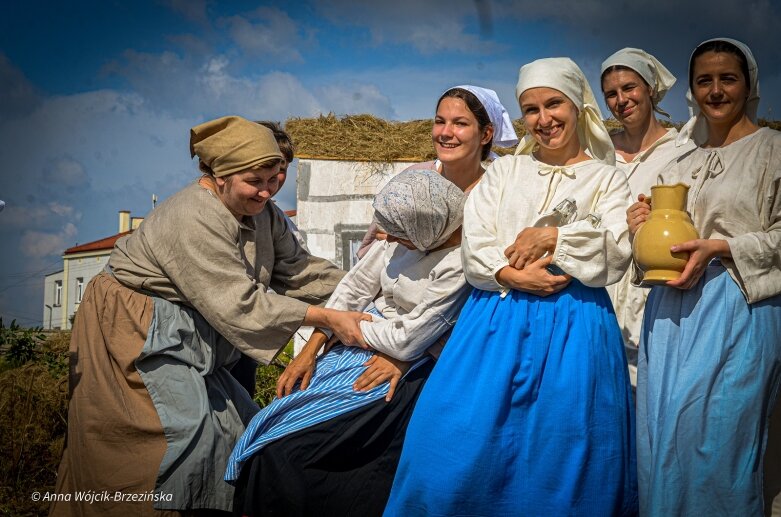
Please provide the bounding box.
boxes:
[385,58,637,515]
[627,38,781,516]
[227,169,474,517]
[600,48,696,385]
[356,84,518,258]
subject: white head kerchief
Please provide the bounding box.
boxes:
[373,169,466,252]
[677,37,760,146]
[514,57,615,166]
[600,47,676,118]
[449,85,519,148]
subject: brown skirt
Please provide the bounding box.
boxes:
[50,273,183,517]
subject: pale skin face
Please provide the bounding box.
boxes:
[214,163,281,220]
[519,87,584,165]
[601,69,654,129]
[432,97,492,167]
[691,51,749,131]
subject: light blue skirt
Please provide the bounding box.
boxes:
[384,282,638,516]
[637,261,781,515]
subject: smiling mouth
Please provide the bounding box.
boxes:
[537,125,562,138]
[437,141,459,149]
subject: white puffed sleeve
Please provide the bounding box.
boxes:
[554,166,633,287]
[461,160,510,291]
[360,250,470,361]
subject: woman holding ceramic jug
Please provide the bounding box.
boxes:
[628,38,781,516]
[600,48,695,385]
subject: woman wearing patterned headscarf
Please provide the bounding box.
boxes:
[50,116,365,516]
[385,57,638,515]
[226,169,473,516]
[628,38,781,516]
[600,48,696,386]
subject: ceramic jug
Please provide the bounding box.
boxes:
[632,183,699,284]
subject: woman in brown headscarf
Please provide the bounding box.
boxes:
[51,116,368,516]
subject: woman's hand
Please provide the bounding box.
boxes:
[496,255,571,296]
[276,349,317,398]
[503,227,558,269]
[353,352,412,402]
[327,309,371,349]
[627,194,651,236]
[666,238,730,290]
[304,307,372,348]
[275,328,329,398]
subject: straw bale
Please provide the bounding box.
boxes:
[286,114,437,162]
[285,114,780,162]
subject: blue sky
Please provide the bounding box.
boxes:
[1,0,780,326]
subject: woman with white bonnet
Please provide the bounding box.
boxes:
[227,169,473,516]
[50,116,368,516]
[600,48,696,386]
[385,58,637,515]
[627,38,781,516]
[356,84,518,258]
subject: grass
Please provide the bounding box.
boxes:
[0,331,291,516]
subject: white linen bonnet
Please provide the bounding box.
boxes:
[601,47,676,118]
[514,57,615,165]
[677,37,759,146]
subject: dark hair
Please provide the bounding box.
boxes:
[255,120,295,163]
[689,40,750,89]
[600,64,651,89]
[436,88,493,160]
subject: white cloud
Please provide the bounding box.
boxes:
[0,53,41,119]
[161,0,210,26]
[42,157,90,187]
[314,0,501,54]
[316,84,395,118]
[20,223,78,259]
[0,203,80,228]
[221,7,306,63]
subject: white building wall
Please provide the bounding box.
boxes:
[296,159,415,269]
[61,253,110,329]
[42,270,64,330]
[292,159,416,354]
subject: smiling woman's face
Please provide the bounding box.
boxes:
[691,50,750,130]
[215,163,281,220]
[432,97,490,167]
[601,68,654,129]
[520,87,579,152]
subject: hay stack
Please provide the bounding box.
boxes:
[285,114,779,163]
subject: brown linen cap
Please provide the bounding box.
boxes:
[190,115,283,177]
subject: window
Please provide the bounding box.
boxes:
[76,277,84,304]
[348,239,362,269]
[54,281,62,306]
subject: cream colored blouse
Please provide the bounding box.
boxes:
[657,127,781,304]
[462,154,633,291]
[325,239,470,361]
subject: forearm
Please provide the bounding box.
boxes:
[302,305,334,329]
[300,328,329,358]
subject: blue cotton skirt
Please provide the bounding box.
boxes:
[637,261,781,516]
[384,282,638,517]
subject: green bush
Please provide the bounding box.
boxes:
[253,342,294,407]
[0,319,46,368]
